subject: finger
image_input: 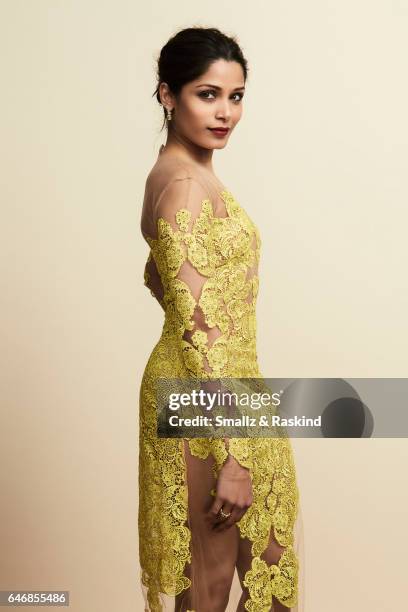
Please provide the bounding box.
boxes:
[205,496,225,526]
[213,506,241,532]
[213,506,240,531]
[233,506,248,525]
[213,502,234,527]
[214,503,250,532]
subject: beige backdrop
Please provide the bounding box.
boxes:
[1,1,407,611]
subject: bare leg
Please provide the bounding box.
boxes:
[175,441,239,612]
[236,528,292,612]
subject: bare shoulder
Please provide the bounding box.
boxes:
[146,156,195,190]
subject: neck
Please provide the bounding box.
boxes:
[161,128,214,172]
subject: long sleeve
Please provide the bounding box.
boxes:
[143,250,165,311]
[146,174,253,471]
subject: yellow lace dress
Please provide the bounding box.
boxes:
[139,155,304,612]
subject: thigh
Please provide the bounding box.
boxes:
[175,440,239,612]
[236,529,290,611]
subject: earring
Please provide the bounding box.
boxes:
[166,107,173,121]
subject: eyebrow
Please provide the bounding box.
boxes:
[195,83,245,91]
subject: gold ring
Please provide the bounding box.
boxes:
[219,508,231,519]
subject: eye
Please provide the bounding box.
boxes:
[198,90,216,100]
[198,90,244,103]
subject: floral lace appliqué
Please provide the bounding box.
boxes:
[139,190,299,611]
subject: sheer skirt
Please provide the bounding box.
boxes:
[139,438,305,612]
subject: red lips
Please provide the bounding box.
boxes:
[208,128,230,136]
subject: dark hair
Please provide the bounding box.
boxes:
[152,27,249,131]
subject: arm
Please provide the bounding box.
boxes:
[143,251,165,311]
[149,175,253,528]
[150,178,253,458]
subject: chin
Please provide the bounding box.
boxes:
[197,141,222,151]
[205,138,228,149]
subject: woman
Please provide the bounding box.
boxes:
[139,27,304,612]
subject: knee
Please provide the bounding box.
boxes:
[261,540,286,567]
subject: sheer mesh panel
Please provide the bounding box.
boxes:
[139,153,304,611]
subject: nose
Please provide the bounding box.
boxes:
[215,97,232,122]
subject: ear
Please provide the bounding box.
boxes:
[159,82,174,108]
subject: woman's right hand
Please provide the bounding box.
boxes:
[206,453,253,532]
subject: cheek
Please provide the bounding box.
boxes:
[184,96,211,121]
[233,106,243,122]
[229,111,242,129]
[185,100,211,124]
